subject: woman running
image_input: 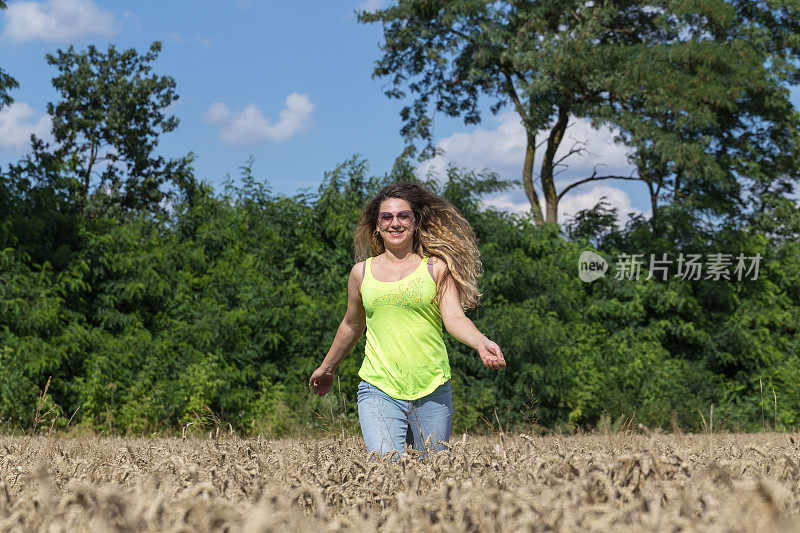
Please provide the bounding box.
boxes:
[309,182,505,458]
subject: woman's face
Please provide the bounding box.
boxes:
[376,198,416,249]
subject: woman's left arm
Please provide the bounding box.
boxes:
[435,260,506,370]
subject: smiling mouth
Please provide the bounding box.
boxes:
[388,231,404,237]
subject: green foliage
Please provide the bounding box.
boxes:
[0,0,16,111]
[0,67,16,110]
[251,376,293,436]
[1,11,799,437]
[44,41,193,212]
[2,153,800,434]
[359,0,800,227]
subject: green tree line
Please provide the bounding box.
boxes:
[3,152,800,435]
[2,0,800,435]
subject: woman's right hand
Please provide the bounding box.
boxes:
[309,365,335,396]
[478,338,506,370]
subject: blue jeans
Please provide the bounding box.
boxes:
[357,379,453,459]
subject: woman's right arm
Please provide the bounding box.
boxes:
[309,262,367,396]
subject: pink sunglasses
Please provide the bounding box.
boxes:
[378,210,415,226]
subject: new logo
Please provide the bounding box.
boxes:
[578,251,607,283]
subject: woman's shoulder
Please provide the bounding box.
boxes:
[426,254,449,282]
[350,259,368,283]
[426,254,447,270]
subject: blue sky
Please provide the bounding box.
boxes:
[1,0,798,222]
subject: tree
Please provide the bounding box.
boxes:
[45,41,193,212]
[563,196,623,250]
[0,68,17,110]
[359,1,800,228]
[0,0,18,110]
[589,5,800,231]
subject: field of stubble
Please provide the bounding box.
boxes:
[0,432,799,532]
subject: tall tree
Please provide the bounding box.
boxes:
[45,41,193,212]
[589,1,800,231]
[359,1,800,227]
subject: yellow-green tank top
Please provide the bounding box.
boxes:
[358,255,451,400]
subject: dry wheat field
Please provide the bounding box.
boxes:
[0,431,799,532]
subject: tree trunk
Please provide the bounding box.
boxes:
[541,106,569,224]
[648,179,659,235]
[522,131,545,226]
[81,137,97,202]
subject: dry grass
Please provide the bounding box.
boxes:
[1,432,799,531]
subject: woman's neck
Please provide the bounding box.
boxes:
[382,245,417,263]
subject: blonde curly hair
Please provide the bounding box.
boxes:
[354,182,483,310]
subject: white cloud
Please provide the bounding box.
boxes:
[418,111,647,220]
[0,102,51,151]
[204,102,230,124]
[355,0,388,11]
[481,192,530,214]
[3,0,118,43]
[162,32,186,45]
[162,32,212,48]
[481,184,648,225]
[557,184,645,222]
[204,93,315,146]
[418,111,634,182]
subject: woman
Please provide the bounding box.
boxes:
[308,182,505,458]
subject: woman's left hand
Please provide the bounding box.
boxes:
[478,339,506,370]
